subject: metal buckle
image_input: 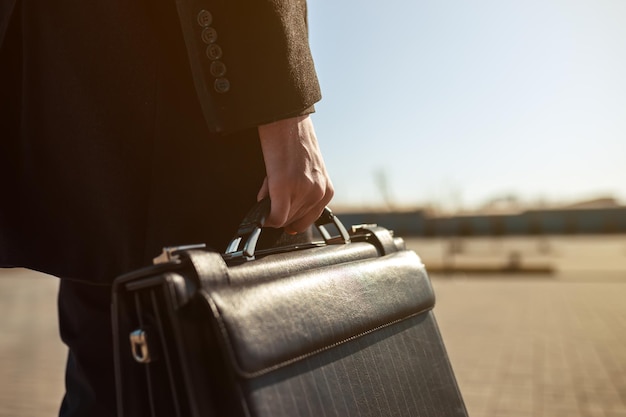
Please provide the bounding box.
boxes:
[224,226,262,260]
[153,243,206,264]
[129,328,154,364]
[351,224,378,234]
[315,208,351,244]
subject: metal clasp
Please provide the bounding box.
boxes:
[315,208,351,245]
[224,226,262,260]
[153,243,206,264]
[130,328,154,364]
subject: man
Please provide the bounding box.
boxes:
[0,0,332,415]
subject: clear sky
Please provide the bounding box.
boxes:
[306,0,626,210]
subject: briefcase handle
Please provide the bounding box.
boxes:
[224,198,351,260]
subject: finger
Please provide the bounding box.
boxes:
[264,192,290,229]
[256,177,269,202]
[285,185,334,234]
[285,204,325,234]
[280,178,330,227]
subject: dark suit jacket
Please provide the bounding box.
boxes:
[1,0,320,131]
[0,0,321,282]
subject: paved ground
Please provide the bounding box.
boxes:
[432,276,626,417]
[405,235,626,277]
[1,236,625,416]
[0,269,66,417]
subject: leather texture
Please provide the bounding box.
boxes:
[112,227,468,417]
[206,251,434,377]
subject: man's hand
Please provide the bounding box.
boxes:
[257,115,334,234]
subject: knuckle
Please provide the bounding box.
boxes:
[309,185,325,202]
[324,184,335,203]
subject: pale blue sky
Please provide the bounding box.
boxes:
[307,0,626,210]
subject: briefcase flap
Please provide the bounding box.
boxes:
[202,249,434,378]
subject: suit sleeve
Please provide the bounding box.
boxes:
[174,0,321,133]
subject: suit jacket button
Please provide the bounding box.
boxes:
[214,78,230,93]
[197,10,213,27]
[206,44,223,60]
[201,27,218,44]
[210,61,227,77]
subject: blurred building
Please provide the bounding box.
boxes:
[336,198,626,237]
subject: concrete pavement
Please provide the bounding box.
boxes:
[0,269,65,417]
[432,275,626,417]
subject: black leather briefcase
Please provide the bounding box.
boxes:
[112,201,468,417]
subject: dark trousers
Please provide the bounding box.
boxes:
[58,280,117,417]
